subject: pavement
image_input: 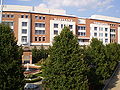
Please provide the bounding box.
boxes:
[104,62,120,90]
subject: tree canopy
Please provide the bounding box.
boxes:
[84,38,120,89]
[0,23,24,90]
[42,27,89,90]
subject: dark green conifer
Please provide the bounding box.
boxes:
[43,27,88,90]
[0,23,24,90]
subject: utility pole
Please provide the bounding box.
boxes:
[0,0,3,23]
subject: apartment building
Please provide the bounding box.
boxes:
[1,5,77,48]
[77,15,120,45]
[1,5,120,47]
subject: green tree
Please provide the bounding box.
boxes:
[84,38,108,89]
[42,27,89,90]
[32,45,48,63]
[0,23,24,90]
[105,43,120,75]
[83,38,120,90]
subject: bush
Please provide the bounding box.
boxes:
[25,77,42,83]
[32,46,48,63]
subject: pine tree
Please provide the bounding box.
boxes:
[0,23,24,90]
[105,43,120,75]
[42,27,88,90]
[85,38,109,89]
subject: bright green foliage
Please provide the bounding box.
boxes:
[43,27,89,90]
[32,46,48,63]
[0,23,24,90]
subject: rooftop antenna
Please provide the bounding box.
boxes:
[0,0,3,23]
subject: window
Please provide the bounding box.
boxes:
[11,15,14,18]
[39,16,45,20]
[78,39,84,42]
[54,24,58,28]
[21,15,24,18]
[78,32,86,36]
[35,16,39,19]
[22,29,27,34]
[110,29,115,32]
[110,24,115,27]
[4,22,13,26]
[78,26,86,30]
[61,24,63,28]
[69,25,73,29]
[22,22,27,26]
[43,16,46,20]
[99,33,103,37]
[2,14,5,18]
[54,30,58,35]
[99,27,103,31]
[100,38,103,42]
[105,39,108,43]
[94,27,97,30]
[35,23,45,28]
[2,14,14,18]
[113,24,115,26]
[35,23,38,27]
[39,37,41,41]
[35,37,37,41]
[25,15,28,18]
[24,60,30,64]
[110,34,115,38]
[94,33,97,36]
[43,37,45,41]
[35,30,39,35]
[6,15,10,18]
[39,16,42,19]
[35,30,45,35]
[105,33,108,37]
[22,36,27,42]
[105,28,108,31]
[9,22,13,26]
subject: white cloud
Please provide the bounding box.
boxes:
[97,0,113,7]
[97,5,114,12]
[38,0,114,12]
[40,0,97,8]
[38,3,47,8]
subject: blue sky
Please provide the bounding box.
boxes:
[3,0,120,18]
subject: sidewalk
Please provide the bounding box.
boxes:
[104,63,120,90]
